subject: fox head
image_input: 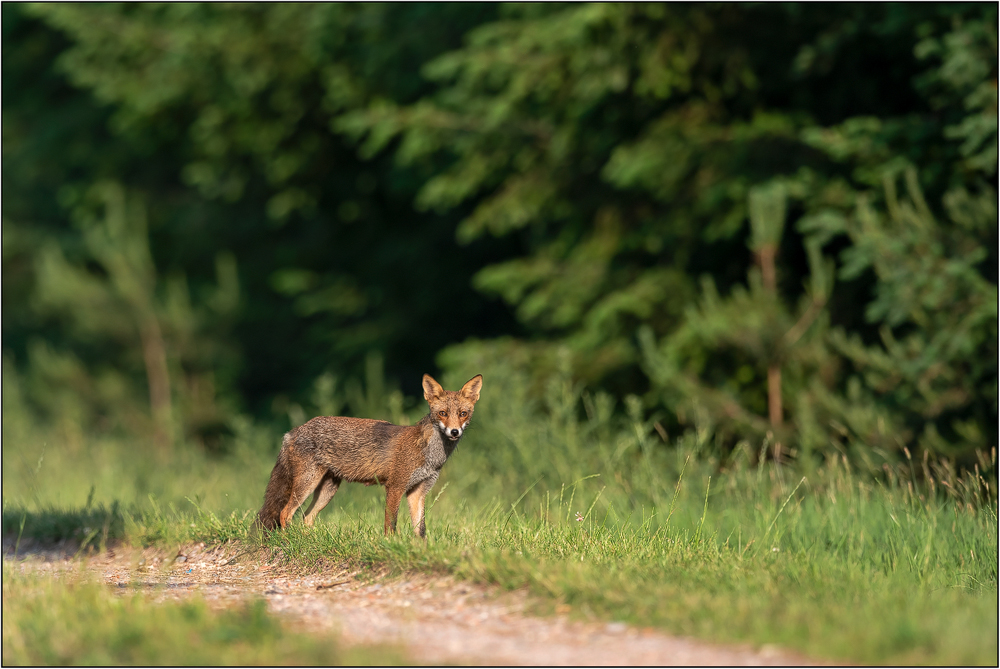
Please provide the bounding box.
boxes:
[422,373,483,441]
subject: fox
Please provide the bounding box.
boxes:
[256,373,482,537]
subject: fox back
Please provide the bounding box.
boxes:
[287,416,411,485]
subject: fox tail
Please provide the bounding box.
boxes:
[256,433,293,530]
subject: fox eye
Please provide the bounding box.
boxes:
[438,410,447,417]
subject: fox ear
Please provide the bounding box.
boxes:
[460,374,483,403]
[422,374,444,401]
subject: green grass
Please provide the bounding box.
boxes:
[1,563,409,665]
[3,366,998,665]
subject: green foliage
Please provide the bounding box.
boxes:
[342,4,800,390]
[815,170,997,459]
[2,3,995,470]
[360,3,996,465]
[3,3,511,429]
[914,12,998,176]
[29,181,241,448]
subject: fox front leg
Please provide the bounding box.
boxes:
[406,478,436,539]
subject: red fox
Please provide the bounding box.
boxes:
[256,373,482,537]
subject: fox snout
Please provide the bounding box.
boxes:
[435,415,471,440]
[435,417,464,440]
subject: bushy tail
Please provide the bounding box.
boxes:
[256,434,293,530]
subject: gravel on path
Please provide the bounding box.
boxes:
[5,538,820,666]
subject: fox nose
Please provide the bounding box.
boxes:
[450,428,460,438]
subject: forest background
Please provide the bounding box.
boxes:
[3,5,998,665]
[3,3,997,478]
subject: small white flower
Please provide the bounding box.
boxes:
[772,547,780,552]
[574,512,584,522]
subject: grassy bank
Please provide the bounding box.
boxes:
[2,564,408,665]
[3,368,997,665]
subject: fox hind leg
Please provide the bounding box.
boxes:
[279,466,325,529]
[303,473,340,527]
[384,486,404,535]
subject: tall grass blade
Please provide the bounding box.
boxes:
[764,476,806,539]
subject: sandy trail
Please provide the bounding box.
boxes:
[5,538,819,666]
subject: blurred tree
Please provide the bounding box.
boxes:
[639,176,835,465]
[3,3,514,435]
[2,3,994,469]
[649,10,998,468]
[747,182,791,430]
[343,3,996,465]
[30,181,241,451]
[800,167,997,465]
[35,183,174,448]
[338,4,954,385]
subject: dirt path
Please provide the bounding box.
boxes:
[5,539,819,666]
